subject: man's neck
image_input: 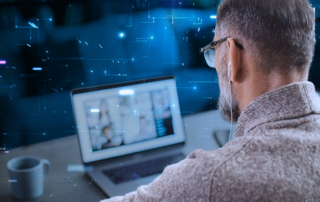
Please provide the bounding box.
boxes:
[238,71,309,111]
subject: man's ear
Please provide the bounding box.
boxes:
[226,38,241,82]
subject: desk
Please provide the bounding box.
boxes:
[0,110,231,202]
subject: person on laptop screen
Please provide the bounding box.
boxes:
[102,0,320,201]
[101,125,122,149]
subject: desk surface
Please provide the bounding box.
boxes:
[0,110,230,202]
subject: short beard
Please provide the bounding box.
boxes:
[217,49,241,123]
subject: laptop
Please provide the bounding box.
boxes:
[70,76,186,197]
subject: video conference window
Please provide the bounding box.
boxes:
[84,88,174,152]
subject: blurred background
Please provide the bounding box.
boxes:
[0,0,319,149]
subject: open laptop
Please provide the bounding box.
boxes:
[71,76,186,197]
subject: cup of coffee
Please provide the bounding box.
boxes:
[7,155,51,200]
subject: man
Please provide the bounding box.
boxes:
[102,0,319,201]
[101,125,122,149]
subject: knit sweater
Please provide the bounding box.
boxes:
[102,81,320,202]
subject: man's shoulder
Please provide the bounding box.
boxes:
[205,114,320,201]
[203,113,320,162]
[250,113,320,137]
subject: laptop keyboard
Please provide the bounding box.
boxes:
[103,153,185,184]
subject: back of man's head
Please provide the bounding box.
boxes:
[217,0,316,74]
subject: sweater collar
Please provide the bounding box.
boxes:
[234,81,320,138]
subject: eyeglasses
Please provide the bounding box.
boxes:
[199,36,244,69]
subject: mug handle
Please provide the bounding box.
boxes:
[42,159,51,179]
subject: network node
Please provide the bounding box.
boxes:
[119,32,125,38]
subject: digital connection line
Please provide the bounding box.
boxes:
[28,22,38,29]
[188,81,218,83]
[32,67,42,71]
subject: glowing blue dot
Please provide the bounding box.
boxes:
[151,36,153,39]
[119,32,124,37]
[194,87,197,89]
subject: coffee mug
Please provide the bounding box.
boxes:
[7,155,51,200]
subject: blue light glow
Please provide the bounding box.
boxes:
[32,67,42,71]
[28,22,38,29]
[119,32,125,38]
[210,15,217,19]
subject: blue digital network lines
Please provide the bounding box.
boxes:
[28,22,38,29]
[2,1,223,148]
[32,67,42,71]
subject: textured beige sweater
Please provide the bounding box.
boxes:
[102,81,320,202]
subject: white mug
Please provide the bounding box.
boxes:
[7,155,51,200]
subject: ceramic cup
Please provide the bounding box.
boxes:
[7,155,50,200]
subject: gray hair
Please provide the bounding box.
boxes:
[216,0,316,73]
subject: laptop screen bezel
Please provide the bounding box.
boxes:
[71,76,186,163]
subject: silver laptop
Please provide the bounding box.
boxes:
[71,76,186,197]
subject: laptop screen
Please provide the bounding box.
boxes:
[71,76,185,163]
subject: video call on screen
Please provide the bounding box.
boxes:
[84,88,174,152]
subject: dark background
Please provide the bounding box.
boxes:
[0,0,319,150]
